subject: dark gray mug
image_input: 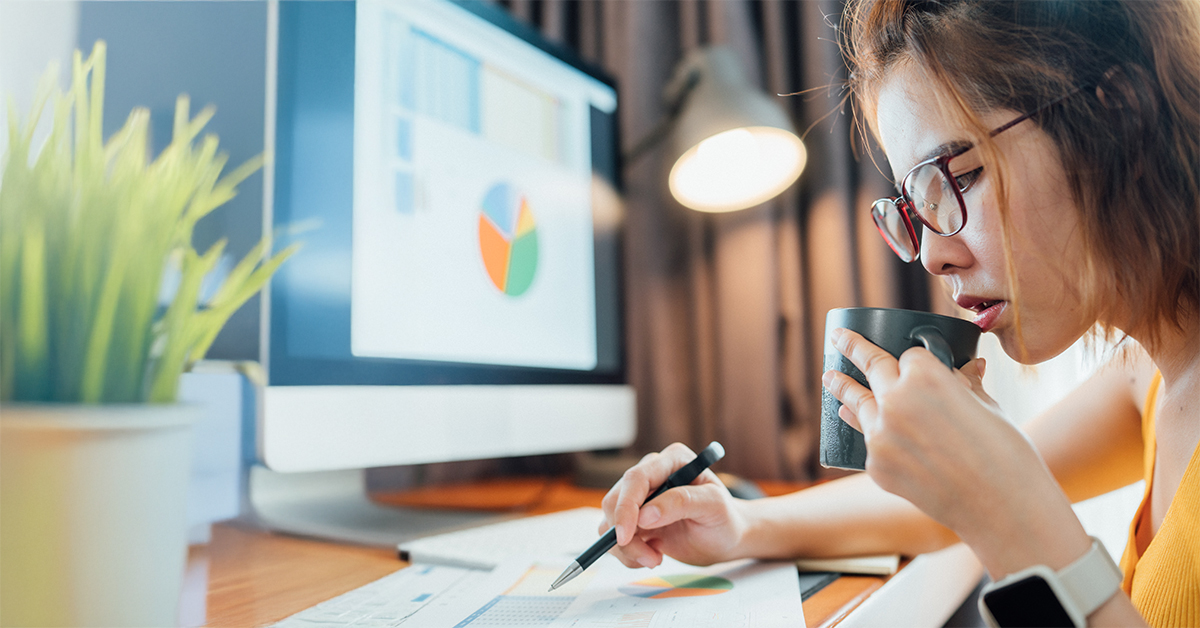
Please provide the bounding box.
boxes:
[820,307,982,471]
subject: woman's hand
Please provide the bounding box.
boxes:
[599,442,750,568]
[821,328,1091,577]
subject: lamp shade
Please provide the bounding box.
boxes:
[666,46,806,213]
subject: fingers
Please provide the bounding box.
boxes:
[956,357,986,391]
[831,329,900,389]
[822,369,876,433]
[601,525,663,569]
[598,446,721,570]
[635,481,726,531]
[600,473,728,569]
[838,404,862,432]
[896,349,990,405]
[602,443,697,546]
[955,357,1002,408]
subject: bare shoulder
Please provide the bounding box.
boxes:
[1047,339,1156,425]
[1102,340,1158,411]
[1025,340,1152,500]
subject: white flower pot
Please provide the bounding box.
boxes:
[0,404,196,627]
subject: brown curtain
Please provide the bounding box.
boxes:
[502,0,933,481]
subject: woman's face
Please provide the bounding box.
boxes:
[874,62,1093,364]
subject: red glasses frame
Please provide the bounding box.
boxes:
[871,89,1079,262]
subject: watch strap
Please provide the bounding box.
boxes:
[980,537,1123,628]
[1057,536,1123,617]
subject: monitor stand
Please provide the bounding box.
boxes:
[239,465,512,547]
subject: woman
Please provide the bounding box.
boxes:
[599,1,1199,625]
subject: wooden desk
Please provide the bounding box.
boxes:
[193,478,889,628]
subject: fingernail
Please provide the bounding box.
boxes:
[978,358,987,378]
[831,328,845,344]
[639,505,660,526]
[638,555,656,568]
[822,371,834,387]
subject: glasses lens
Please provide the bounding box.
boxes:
[903,164,964,235]
[871,198,918,262]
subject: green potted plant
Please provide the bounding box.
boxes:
[0,41,296,627]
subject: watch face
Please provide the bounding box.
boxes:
[983,575,1075,628]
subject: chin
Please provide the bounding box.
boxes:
[993,328,1075,365]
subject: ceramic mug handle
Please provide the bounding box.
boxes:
[909,325,955,369]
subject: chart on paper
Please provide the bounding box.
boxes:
[452,563,592,626]
[617,573,734,599]
[404,555,805,628]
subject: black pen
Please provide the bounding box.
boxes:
[549,441,726,591]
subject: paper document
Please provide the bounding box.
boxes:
[272,563,490,627]
[795,553,900,575]
[398,507,604,570]
[405,554,806,627]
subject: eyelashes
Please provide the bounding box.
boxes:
[954,167,983,192]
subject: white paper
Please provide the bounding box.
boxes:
[272,563,490,627]
[405,554,806,628]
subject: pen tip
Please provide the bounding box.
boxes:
[550,561,582,592]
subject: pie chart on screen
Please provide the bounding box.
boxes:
[618,574,734,599]
[478,182,539,297]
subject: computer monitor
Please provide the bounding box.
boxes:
[248,0,634,544]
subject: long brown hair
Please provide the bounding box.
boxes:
[842,0,1200,354]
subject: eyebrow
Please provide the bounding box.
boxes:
[893,139,975,191]
[917,140,973,165]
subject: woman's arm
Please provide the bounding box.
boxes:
[601,447,959,568]
[742,348,1150,562]
[1024,348,1152,503]
[734,472,958,560]
[606,349,1150,568]
[824,330,1149,625]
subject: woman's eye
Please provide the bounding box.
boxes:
[953,167,983,192]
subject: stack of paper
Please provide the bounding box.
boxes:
[795,554,900,576]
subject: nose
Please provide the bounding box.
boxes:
[919,225,973,276]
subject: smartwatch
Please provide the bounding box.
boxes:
[979,537,1123,628]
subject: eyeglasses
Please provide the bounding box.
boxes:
[870,91,1077,262]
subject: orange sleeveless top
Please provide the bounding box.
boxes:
[1118,371,1200,626]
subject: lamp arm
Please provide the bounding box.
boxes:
[622,68,702,166]
[622,114,676,165]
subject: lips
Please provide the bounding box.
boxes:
[955,296,1006,331]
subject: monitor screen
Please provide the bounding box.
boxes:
[261,0,634,473]
[352,0,617,372]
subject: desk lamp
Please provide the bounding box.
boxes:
[649,46,807,213]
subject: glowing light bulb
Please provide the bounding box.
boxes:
[669,127,806,212]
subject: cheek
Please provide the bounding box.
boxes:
[958,192,1007,270]
[1007,195,1087,292]
[1005,141,1083,263]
